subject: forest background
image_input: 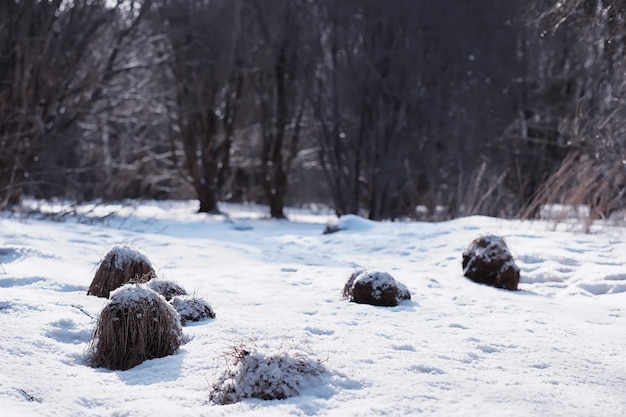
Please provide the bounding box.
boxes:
[2,0,625,224]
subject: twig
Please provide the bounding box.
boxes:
[71,304,95,319]
[18,388,42,403]
[0,262,5,274]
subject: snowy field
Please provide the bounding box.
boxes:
[1,200,625,417]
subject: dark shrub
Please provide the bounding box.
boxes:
[342,269,411,307]
[462,235,520,290]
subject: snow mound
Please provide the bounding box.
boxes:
[323,214,376,234]
[210,340,328,404]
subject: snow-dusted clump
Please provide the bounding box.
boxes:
[210,340,328,405]
[462,235,520,290]
[146,280,214,324]
[170,295,215,324]
[87,283,183,370]
[107,244,153,270]
[87,243,155,298]
[147,279,188,301]
[342,269,411,307]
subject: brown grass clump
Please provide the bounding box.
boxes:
[87,283,183,370]
[462,235,520,291]
[342,269,411,307]
[87,244,156,298]
[342,268,367,299]
[521,152,626,233]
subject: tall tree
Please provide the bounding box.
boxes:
[154,0,244,213]
[309,0,364,217]
[309,0,525,220]
[248,0,313,219]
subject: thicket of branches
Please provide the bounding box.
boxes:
[1,0,624,222]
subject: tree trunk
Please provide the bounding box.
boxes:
[267,169,288,219]
[197,185,219,213]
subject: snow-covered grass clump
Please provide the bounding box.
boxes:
[210,339,328,405]
[170,295,215,324]
[147,279,188,301]
[87,283,183,370]
[107,244,152,270]
[87,243,155,298]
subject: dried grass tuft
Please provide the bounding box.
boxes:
[87,244,155,298]
[521,151,626,232]
[170,295,215,325]
[209,339,327,405]
[147,279,188,301]
[341,268,367,299]
[87,283,183,370]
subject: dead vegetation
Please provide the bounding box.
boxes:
[87,244,155,298]
[147,279,188,301]
[170,295,216,325]
[522,152,626,232]
[209,339,327,405]
[87,283,183,371]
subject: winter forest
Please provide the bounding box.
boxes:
[2,0,626,222]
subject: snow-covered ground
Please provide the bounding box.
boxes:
[1,200,625,417]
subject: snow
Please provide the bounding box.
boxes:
[107,282,162,304]
[103,244,152,271]
[462,234,511,263]
[1,200,626,416]
[333,214,377,232]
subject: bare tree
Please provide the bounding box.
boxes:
[347,1,419,220]
[246,0,314,218]
[309,0,365,217]
[309,0,525,220]
[0,0,157,208]
[153,0,244,213]
[0,1,105,207]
